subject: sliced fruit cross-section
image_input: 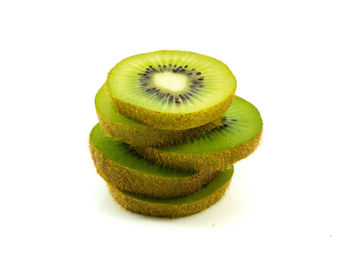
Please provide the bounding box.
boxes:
[96,84,220,147]
[89,124,223,199]
[107,50,236,130]
[108,165,234,218]
[135,97,263,172]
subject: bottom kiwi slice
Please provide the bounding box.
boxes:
[107,165,234,218]
[90,124,222,199]
[135,96,262,173]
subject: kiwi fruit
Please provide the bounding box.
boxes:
[107,50,236,130]
[134,96,263,173]
[89,124,225,199]
[107,165,234,218]
[96,83,220,147]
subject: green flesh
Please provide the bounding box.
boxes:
[90,124,196,177]
[107,50,236,114]
[159,97,262,154]
[95,85,142,126]
[124,165,234,204]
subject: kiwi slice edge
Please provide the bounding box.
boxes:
[90,124,223,198]
[134,96,263,172]
[96,84,220,148]
[107,165,233,218]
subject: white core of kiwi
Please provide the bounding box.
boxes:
[152,72,189,93]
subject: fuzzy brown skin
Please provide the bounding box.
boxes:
[135,129,262,173]
[97,112,221,148]
[89,143,221,199]
[107,82,234,130]
[107,180,231,218]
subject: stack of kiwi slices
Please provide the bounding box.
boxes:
[89,50,263,218]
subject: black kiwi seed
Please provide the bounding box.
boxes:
[217,118,237,128]
[217,124,229,130]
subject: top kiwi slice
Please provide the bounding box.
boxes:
[135,96,263,172]
[107,50,236,130]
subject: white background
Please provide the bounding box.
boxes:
[0,0,349,257]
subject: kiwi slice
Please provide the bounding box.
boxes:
[96,84,220,147]
[107,50,236,130]
[135,97,263,172]
[107,165,233,218]
[89,124,223,199]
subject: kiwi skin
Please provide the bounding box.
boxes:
[107,179,231,218]
[97,84,221,147]
[89,141,221,199]
[107,81,234,130]
[98,112,220,148]
[134,129,262,173]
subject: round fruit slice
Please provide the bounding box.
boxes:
[107,50,236,130]
[89,124,222,199]
[96,84,220,147]
[135,97,262,172]
[108,165,233,218]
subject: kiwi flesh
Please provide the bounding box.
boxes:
[107,50,236,130]
[96,84,220,147]
[89,124,225,199]
[135,96,263,173]
[108,165,233,218]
